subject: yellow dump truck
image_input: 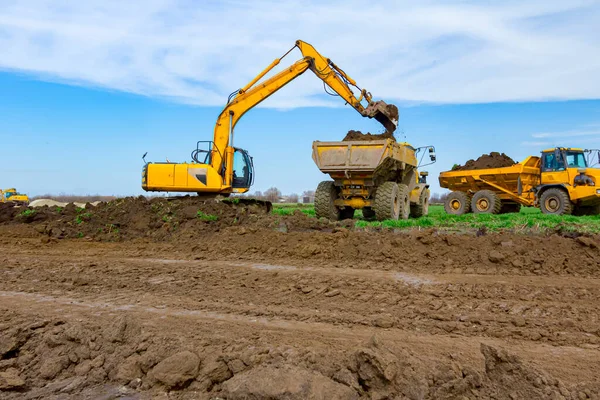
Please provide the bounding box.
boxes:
[0,188,30,205]
[312,139,436,220]
[439,147,600,215]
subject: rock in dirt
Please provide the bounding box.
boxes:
[0,369,25,390]
[198,357,232,387]
[355,346,398,391]
[452,152,515,171]
[150,351,200,388]
[343,130,395,142]
[222,365,359,400]
[105,315,141,343]
[488,250,505,263]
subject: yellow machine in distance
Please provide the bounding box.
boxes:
[0,188,30,205]
[439,147,600,215]
[142,40,398,195]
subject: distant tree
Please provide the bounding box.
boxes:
[253,191,263,200]
[264,187,282,203]
[429,192,449,205]
[287,193,299,203]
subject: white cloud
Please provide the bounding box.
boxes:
[1,0,600,107]
[521,141,551,146]
[532,130,600,138]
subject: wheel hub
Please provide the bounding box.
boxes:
[545,197,559,212]
[477,198,489,211]
[450,200,461,210]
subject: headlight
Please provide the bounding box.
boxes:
[597,189,600,194]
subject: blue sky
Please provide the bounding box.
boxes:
[1,0,600,196]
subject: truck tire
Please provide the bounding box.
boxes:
[362,207,376,220]
[499,202,521,214]
[339,207,355,220]
[540,188,572,215]
[315,181,340,220]
[375,182,410,221]
[444,191,471,215]
[471,190,502,214]
[411,188,430,218]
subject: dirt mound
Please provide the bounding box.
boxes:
[343,130,396,142]
[452,152,515,171]
[0,196,336,241]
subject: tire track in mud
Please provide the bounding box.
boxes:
[2,250,599,349]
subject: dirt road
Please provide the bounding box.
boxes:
[1,218,600,399]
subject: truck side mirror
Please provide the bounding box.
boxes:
[429,147,436,162]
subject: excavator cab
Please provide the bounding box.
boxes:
[232,148,254,189]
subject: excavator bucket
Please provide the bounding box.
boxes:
[365,101,399,133]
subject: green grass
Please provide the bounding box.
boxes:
[272,204,600,233]
[196,210,219,222]
[19,209,36,218]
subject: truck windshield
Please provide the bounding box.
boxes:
[566,151,587,168]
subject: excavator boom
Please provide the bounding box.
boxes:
[142,40,399,195]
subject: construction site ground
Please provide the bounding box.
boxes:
[1,198,600,399]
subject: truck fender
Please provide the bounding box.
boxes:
[534,184,569,204]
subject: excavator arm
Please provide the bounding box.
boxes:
[142,40,398,195]
[211,40,398,187]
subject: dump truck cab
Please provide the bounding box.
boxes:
[537,147,600,214]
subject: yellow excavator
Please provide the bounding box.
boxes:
[142,40,398,199]
[0,188,30,205]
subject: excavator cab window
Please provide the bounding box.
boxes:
[232,149,254,189]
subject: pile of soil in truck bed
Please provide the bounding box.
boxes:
[343,130,396,141]
[452,152,516,171]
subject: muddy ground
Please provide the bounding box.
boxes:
[452,152,516,171]
[1,198,600,399]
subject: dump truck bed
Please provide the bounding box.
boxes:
[312,139,417,180]
[439,156,541,205]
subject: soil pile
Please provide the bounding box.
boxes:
[452,152,515,171]
[0,196,336,241]
[343,130,396,142]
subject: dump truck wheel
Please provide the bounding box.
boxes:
[444,192,471,215]
[315,181,340,220]
[339,207,355,220]
[375,182,409,221]
[540,188,572,215]
[499,202,521,214]
[411,188,430,218]
[362,207,376,220]
[471,190,502,214]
